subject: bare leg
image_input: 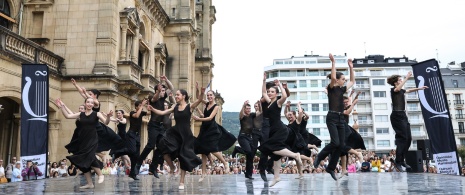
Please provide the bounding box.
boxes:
[80,172,95,188]
[348,149,364,163]
[272,149,302,173]
[199,154,207,182]
[212,152,230,173]
[270,160,281,187]
[179,169,186,190]
[91,166,104,183]
[339,156,347,179]
[163,154,175,179]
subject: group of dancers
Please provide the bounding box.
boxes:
[55,53,429,189]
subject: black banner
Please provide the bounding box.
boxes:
[20,64,49,179]
[411,59,460,175]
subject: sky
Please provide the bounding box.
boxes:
[211,0,465,111]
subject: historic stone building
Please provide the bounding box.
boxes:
[0,0,221,165]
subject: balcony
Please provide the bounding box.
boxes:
[454,100,464,108]
[409,119,423,125]
[355,84,370,90]
[357,96,371,101]
[406,94,419,101]
[359,131,374,138]
[405,83,417,88]
[365,144,375,150]
[0,26,64,75]
[411,131,427,138]
[355,108,372,113]
[454,129,465,138]
[355,72,368,77]
[407,107,421,112]
[117,60,144,95]
[358,120,373,126]
[456,114,465,120]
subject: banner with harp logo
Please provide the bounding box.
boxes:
[20,64,49,179]
[411,59,460,175]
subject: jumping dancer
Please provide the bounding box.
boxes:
[63,104,85,155]
[235,100,256,179]
[150,89,203,190]
[193,90,236,182]
[387,71,428,172]
[56,98,111,189]
[109,110,131,171]
[313,54,354,181]
[259,73,302,187]
[127,99,149,180]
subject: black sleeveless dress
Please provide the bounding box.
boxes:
[158,104,202,171]
[195,103,236,155]
[65,120,81,154]
[66,112,100,172]
[299,119,322,157]
[111,122,130,158]
[116,122,127,139]
[92,106,126,153]
[258,101,289,157]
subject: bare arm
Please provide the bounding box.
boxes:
[346,59,355,90]
[262,72,271,103]
[97,111,112,125]
[71,78,88,99]
[239,100,249,120]
[276,80,287,107]
[394,71,412,92]
[191,87,206,110]
[256,100,262,116]
[284,101,291,117]
[406,86,428,93]
[149,105,174,116]
[329,53,337,89]
[132,99,148,118]
[151,84,161,103]
[296,102,303,124]
[161,75,175,91]
[193,106,219,122]
[196,107,205,118]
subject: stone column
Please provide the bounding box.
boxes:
[131,28,139,63]
[120,25,128,60]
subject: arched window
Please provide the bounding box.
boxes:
[0,0,11,29]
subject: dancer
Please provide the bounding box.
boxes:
[387,71,428,172]
[126,99,149,180]
[63,105,85,155]
[235,100,256,179]
[193,90,236,182]
[108,110,131,170]
[284,102,314,168]
[149,89,203,190]
[71,79,125,164]
[313,54,354,181]
[258,73,302,187]
[56,98,111,189]
[139,76,175,178]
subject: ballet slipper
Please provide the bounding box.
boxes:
[198,174,206,182]
[269,178,281,187]
[98,175,104,184]
[178,183,185,190]
[295,174,304,180]
[338,171,348,179]
[79,184,95,189]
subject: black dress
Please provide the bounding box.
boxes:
[92,106,126,153]
[116,122,127,139]
[194,104,236,155]
[65,120,81,154]
[66,112,100,173]
[159,104,202,171]
[258,101,288,158]
[299,119,322,157]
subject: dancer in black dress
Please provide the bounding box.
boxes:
[284,102,313,170]
[56,97,112,189]
[259,73,303,187]
[63,105,85,154]
[313,54,354,181]
[149,89,203,190]
[193,90,236,182]
[71,78,126,163]
[387,71,428,172]
[109,110,131,170]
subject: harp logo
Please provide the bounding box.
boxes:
[417,66,449,119]
[22,71,48,122]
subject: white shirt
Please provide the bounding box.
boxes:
[384,160,391,171]
[0,166,4,177]
[139,164,149,175]
[57,167,68,177]
[110,167,118,175]
[6,163,14,178]
[11,167,22,182]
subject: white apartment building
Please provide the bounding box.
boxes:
[264,54,428,153]
[441,62,465,146]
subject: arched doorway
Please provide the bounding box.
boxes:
[0,0,13,29]
[0,97,20,164]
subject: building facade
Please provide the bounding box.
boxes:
[441,62,465,146]
[264,54,428,153]
[0,0,220,164]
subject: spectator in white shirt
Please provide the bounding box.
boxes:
[139,160,149,175]
[0,159,5,181]
[110,164,118,175]
[11,162,22,182]
[57,162,68,177]
[6,157,17,182]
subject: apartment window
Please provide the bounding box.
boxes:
[377,140,390,147]
[312,104,319,111]
[320,69,331,76]
[310,80,318,87]
[284,61,292,64]
[359,116,368,121]
[299,80,307,88]
[376,128,389,134]
[388,59,395,63]
[297,70,305,76]
[375,115,388,122]
[399,59,406,62]
[336,59,346,63]
[287,81,297,88]
[374,91,386,97]
[313,128,320,136]
[355,70,364,76]
[280,70,290,77]
[357,60,363,64]
[322,103,329,111]
[288,92,297,100]
[460,139,465,146]
[300,92,308,100]
[294,61,302,64]
[311,92,319,100]
[407,103,418,111]
[368,60,374,64]
[171,8,176,17]
[307,70,319,76]
[374,103,387,110]
[359,128,368,134]
[411,127,420,132]
[318,59,331,63]
[459,122,464,133]
[312,116,320,124]
[453,80,458,88]
[321,79,329,87]
[275,61,283,65]
[372,79,385,86]
[370,70,382,76]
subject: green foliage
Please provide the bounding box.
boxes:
[457,146,465,166]
[221,112,240,137]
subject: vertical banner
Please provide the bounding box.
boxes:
[411,59,460,175]
[21,64,49,179]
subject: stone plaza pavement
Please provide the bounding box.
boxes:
[1,172,464,194]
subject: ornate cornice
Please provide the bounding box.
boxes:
[140,0,170,29]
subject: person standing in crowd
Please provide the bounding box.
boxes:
[11,162,22,182]
[150,88,204,190]
[258,74,302,187]
[313,54,355,181]
[56,98,111,188]
[5,157,17,182]
[139,76,175,179]
[387,72,428,172]
[21,160,43,181]
[126,99,149,180]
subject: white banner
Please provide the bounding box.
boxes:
[434,151,460,175]
[20,153,47,179]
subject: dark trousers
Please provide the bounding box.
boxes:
[237,133,255,177]
[257,118,274,172]
[127,131,141,175]
[390,111,412,163]
[317,112,345,171]
[139,121,165,172]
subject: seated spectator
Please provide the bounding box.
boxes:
[22,161,43,181]
[110,163,118,175]
[347,158,357,173]
[49,162,58,177]
[11,162,22,182]
[361,158,371,172]
[57,162,68,177]
[384,157,391,172]
[371,156,381,172]
[139,160,149,175]
[101,164,111,175]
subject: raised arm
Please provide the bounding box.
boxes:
[276,79,287,107]
[193,105,219,122]
[71,78,88,99]
[329,53,337,89]
[284,101,291,118]
[283,83,290,97]
[97,110,112,125]
[191,87,205,110]
[132,99,147,119]
[296,102,303,124]
[394,71,411,92]
[262,72,271,103]
[56,99,80,119]
[346,59,355,90]
[161,75,174,91]
[151,84,162,103]
[60,100,74,115]
[256,100,262,116]
[239,100,249,120]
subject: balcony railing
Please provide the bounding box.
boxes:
[454,129,465,134]
[358,120,373,125]
[355,108,372,113]
[454,100,464,105]
[358,96,371,101]
[411,131,426,137]
[409,119,423,125]
[456,114,465,119]
[407,107,421,112]
[355,84,370,89]
[365,144,375,150]
[359,131,374,137]
[406,94,419,100]
[0,25,64,75]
